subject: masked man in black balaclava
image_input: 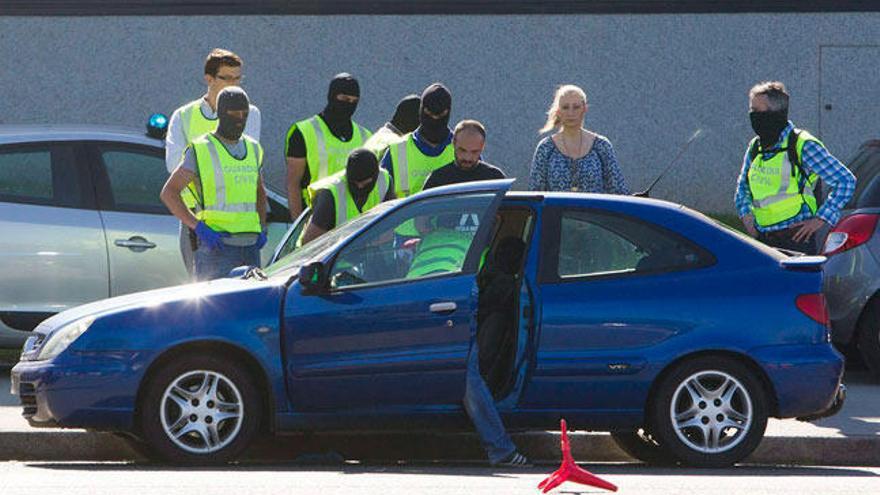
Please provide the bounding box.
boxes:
[299,148,396,245]
[735,80,854,254]
[379,83,456,200]
[215,86,249,141]
[364,94,421,159]
[285,73,373,219]
[160,86,269,281]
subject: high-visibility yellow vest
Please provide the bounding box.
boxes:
[192,134,263,234]
[363,126,406,160]
[177,99,219,209]
[307,169,391,227]
[747,130,820,228]
[389,133,454,198]
[389,134,454,236]
[285,116,371,206]
[406,229,473,279]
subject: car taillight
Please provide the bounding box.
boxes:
[823,213,879,256]
[796,293,829,327]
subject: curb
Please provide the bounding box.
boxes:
[1,429,878,466]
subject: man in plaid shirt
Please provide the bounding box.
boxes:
[735,81,855,254]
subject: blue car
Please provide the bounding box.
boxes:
[11,179,844,467]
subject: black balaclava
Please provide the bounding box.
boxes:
[215,86,249,141]
[390,94,421,135]
[750,109,788,149]
[323,73,360,127]
[346,148,379,204]
[418,83,452,144]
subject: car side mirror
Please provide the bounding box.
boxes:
[299,262,327,295]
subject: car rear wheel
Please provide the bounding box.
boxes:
[610,428,677,465]
[857,299,880,379]
[139,354,261,464]
[649,356,768,468]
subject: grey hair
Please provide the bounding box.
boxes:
[749,81,789,113]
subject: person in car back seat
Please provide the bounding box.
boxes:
[464,236,531,467]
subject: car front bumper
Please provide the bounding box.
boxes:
[751,343,845,419]
[10,351,149,431]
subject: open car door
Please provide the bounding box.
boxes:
[282,180,514,412]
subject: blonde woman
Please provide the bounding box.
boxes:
[528,85,629,194]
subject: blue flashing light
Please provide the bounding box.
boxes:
[146,112,169,139]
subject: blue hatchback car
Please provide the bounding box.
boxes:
[11,179,844,467]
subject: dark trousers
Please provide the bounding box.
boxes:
[758,227,818,255]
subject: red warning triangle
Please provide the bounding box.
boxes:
[537,419,618,493]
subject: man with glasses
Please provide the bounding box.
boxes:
[165,48,262,277]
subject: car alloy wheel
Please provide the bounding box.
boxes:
[160,370,244,454]
[649,356,767,468]
[669,370,752,454]
[139,354,261,464]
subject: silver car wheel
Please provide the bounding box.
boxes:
[159,370,244,455]
[669,370,753,454]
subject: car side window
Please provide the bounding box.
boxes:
[556,210,711,280]
[0,144,84,208]
[328,193,497,289]
[95,144,168,215]
[273,209,312,262]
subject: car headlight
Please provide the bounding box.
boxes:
[36,317,95,361]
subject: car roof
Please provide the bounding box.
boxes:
[506,190,686,211]
[0,124,163,147]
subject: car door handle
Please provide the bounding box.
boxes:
[430,302,457,313]
[114,237,156,251]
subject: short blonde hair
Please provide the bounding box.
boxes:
[540,84,588,134]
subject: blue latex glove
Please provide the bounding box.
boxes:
[195,221,227,250]
[255,230,268,250]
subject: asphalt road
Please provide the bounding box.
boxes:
[0,462,878,495]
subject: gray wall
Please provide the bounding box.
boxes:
[2,14,879,214]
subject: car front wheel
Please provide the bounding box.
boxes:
[649,356,768,468]
[139,354,261,464]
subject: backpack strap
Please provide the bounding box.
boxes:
[747,137,760,163]
[787,128,802,178]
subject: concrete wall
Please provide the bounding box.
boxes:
[2,14,879,214]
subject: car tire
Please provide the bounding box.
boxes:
[610,428,677,466]
[856,299,880,379]
[648,356,768,468]
[139,354,261,464]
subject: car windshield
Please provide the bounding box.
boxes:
[263,201,398,279]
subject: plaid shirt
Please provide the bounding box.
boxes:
[735,122,856,232]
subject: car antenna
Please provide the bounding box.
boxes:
[635,128,704,198]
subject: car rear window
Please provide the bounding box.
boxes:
[0,149,53,202]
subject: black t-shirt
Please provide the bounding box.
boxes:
[286,113,355,192]
[311,178,396,231]
[423,160,506,190]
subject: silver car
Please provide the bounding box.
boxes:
[823,139,880,376]
[0,125,291,349]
